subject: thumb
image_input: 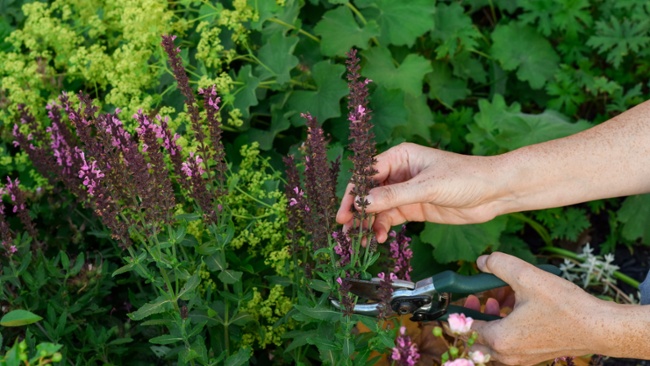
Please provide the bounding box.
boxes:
[361,181,426,213]
[476,252,532,291]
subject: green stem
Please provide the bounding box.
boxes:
[267,18,320,43]
[509,212,553,246]
[541,246,640,289]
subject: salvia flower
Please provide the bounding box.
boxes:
[448,313,474,335]
[389,225,414,281]
[376,271,397,319]
[391,326,420,366]
[332,230,353,267]
[5,178,37,239]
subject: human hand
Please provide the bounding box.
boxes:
[335,143,508,242]
[468,252,608,365]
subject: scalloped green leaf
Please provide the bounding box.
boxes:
[491,22,559,89]
[618,194,650,243]
[368,86,408,144]
[288,60,348,123]
[255,32,299,85]
[356,0,435,46]
[314,6,379,56]
[420,216,507,263]
[233,65,260,117]
[432,2,481,58]
[426,61,470,107]
[361,46,432,97]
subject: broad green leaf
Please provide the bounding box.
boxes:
[293,304,342,322]
[393,93,433,143]
[426,61,470,108]
[233,65,260,117]
[129,295,174,321]
[369,86,408,144]
[617,194,650,243]
[432,2,481,58]
[225,347,252,366]
[0,310,42,327]
[288,60,347,123]
[218,270,243,285]
[204,251,227,272]
[361,47,431,97]
[467,95,591,154]
[420,216,508,263]
[356,0,435,47]
[255,32,299,85]
[314,6,379,56]
[491,22,559,89]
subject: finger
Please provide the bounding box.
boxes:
[485,298,500,316]
[464,295,481,311]
[336,183,356,224]
[372,210,407,243]
[363,181,429,214]
[476,252,534,291]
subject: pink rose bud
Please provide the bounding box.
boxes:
[447,313,473,335]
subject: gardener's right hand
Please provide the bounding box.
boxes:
[335,142,509,243]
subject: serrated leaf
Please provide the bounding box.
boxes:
[426,61,470,108]
[288,61,348,124]
[432,2,481,58]
[356,0,435,47]
[218,270,242,285]
[293,304,342,322]
[149,334,183,345]
[420,216,507,263]
[617,194,650,243]
[587,16,650,68]
[0,310,42,327]
[255,32,299,85]
[361,47,431,97]
[314,6,379,56]
[491,22,559,89]
[129,295,174,321]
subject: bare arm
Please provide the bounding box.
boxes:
[337,100,650,242]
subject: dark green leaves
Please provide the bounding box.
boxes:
[432,2,480,58]
[587,16,650,68]
[255,32,299,85]
[0,309,43,327]
[357,0,436,47]
[491,22,560,89]
[361,47,432,97]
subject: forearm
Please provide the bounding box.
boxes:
[493,100,650,214]
[597,301,650,359]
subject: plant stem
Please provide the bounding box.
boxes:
[267,18,320,43]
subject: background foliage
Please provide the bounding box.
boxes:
[1,0,649,364]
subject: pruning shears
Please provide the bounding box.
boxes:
[331,265,562,322]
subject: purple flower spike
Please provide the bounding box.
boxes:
[391,326,420,366]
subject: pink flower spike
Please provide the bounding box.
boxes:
[447,313,473,335]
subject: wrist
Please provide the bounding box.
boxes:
[597,301,650,359]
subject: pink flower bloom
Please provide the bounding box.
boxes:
[469,350,490,365]
[443,359,475,366]
[447,313,473,335]
[391,326,420,366]
[9,245,17,254]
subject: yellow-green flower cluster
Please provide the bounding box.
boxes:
[227,143,288,269]
[217,0,259,46]
[242,285,293,348]
[198,268,217,294]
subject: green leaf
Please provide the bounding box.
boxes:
[233,65,260,117]
[491,22,559,89]
[369,86,408,144]
[255,32,299,85]
[549,207,590,241]
[587,16,650,68]
[361,47,432,97]
[129,295,174,321]
[288,60,348,123]
[149,334,183,345]
[432,2,481,58]
[426,61,470,107]
[225,347,252,366]
[293,304,342,322]
[395,93,433,142]
[356,0,435,47]
[176,273,200,301]
[218,270,243,285]
[420,216,508,263]
[0,310,43,327]
[617,194,650,243]
[204,251,227,272]
[314,6,379,57]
